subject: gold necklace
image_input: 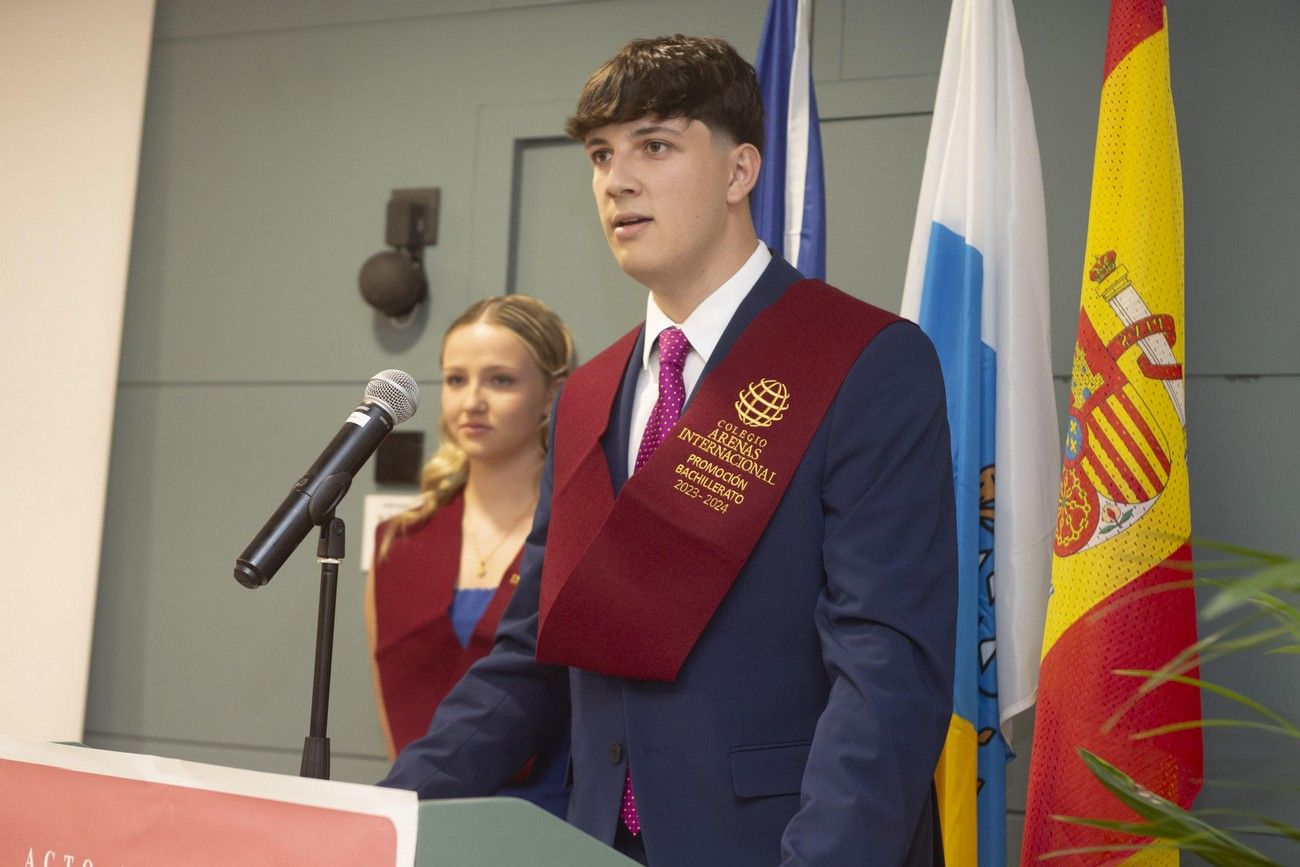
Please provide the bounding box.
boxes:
[467,503,534,578]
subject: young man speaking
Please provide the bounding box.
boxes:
[383,35,957,866]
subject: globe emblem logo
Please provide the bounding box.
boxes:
[735,378,790,428]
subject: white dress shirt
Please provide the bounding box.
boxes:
[626,242,772,476]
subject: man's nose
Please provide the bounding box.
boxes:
[603,155,639,197]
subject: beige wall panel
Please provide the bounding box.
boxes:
[0,0,155,742]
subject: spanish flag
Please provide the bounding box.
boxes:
[1021,1,1202,863]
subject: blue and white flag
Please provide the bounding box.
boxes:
[900,1,1058,864]
[752,0,825,278]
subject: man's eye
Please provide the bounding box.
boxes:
[589,149,610,165]
[646,141,669,154]
[443,374,464,386]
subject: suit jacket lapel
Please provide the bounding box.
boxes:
[603,327,644,494]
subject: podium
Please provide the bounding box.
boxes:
[416,798,634,865]
[0,736,633,866]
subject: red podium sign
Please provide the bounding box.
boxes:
[0,737,417,866]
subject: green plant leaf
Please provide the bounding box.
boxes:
[1132,718,1300,741]
[1113,670,1297,732]
[1192,538,1292,566]
[1070,749,1282,866]
[1040,842,1147,859]
[1260,820,1300,843]
[1064,546,1299,864]
[1187,625,1295,670]
[1237,590,1300,630]
[1203,560,1300,619]
[1199,779,1300,795]
[1102,623,1291,732]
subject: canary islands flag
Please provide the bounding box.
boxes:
[752,0,825,279]
[901,1,1058,864]
[1022,1,1202,862]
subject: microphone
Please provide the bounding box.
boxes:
[233,370,420,589]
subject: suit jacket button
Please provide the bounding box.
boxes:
[608,743,622,763]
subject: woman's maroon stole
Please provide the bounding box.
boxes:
[373,493,523,751]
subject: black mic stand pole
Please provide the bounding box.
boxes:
[301,513,345,779]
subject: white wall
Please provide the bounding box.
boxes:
[0,0,155,740]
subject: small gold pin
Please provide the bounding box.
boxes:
[509,573,521,586]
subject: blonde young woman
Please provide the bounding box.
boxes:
[366,295,574,817]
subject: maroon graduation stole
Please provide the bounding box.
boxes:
[373,494,526,752]
[535,280,900,681]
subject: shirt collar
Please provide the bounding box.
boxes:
[640,242,772,370]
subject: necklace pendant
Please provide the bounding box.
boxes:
[476,560,487,578]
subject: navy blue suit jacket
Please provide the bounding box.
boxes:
[383,256,957,865]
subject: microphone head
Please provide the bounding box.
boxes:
[365,370,419,424]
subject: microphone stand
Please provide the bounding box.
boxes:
[300,513,345,779]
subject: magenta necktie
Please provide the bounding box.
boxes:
[621,326,691,836]
[633,327,691,473]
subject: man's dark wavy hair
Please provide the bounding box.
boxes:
[565,34,765,153]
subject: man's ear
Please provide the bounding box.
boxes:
[725,143,762,205]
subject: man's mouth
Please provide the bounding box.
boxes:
[613,213,652,237]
